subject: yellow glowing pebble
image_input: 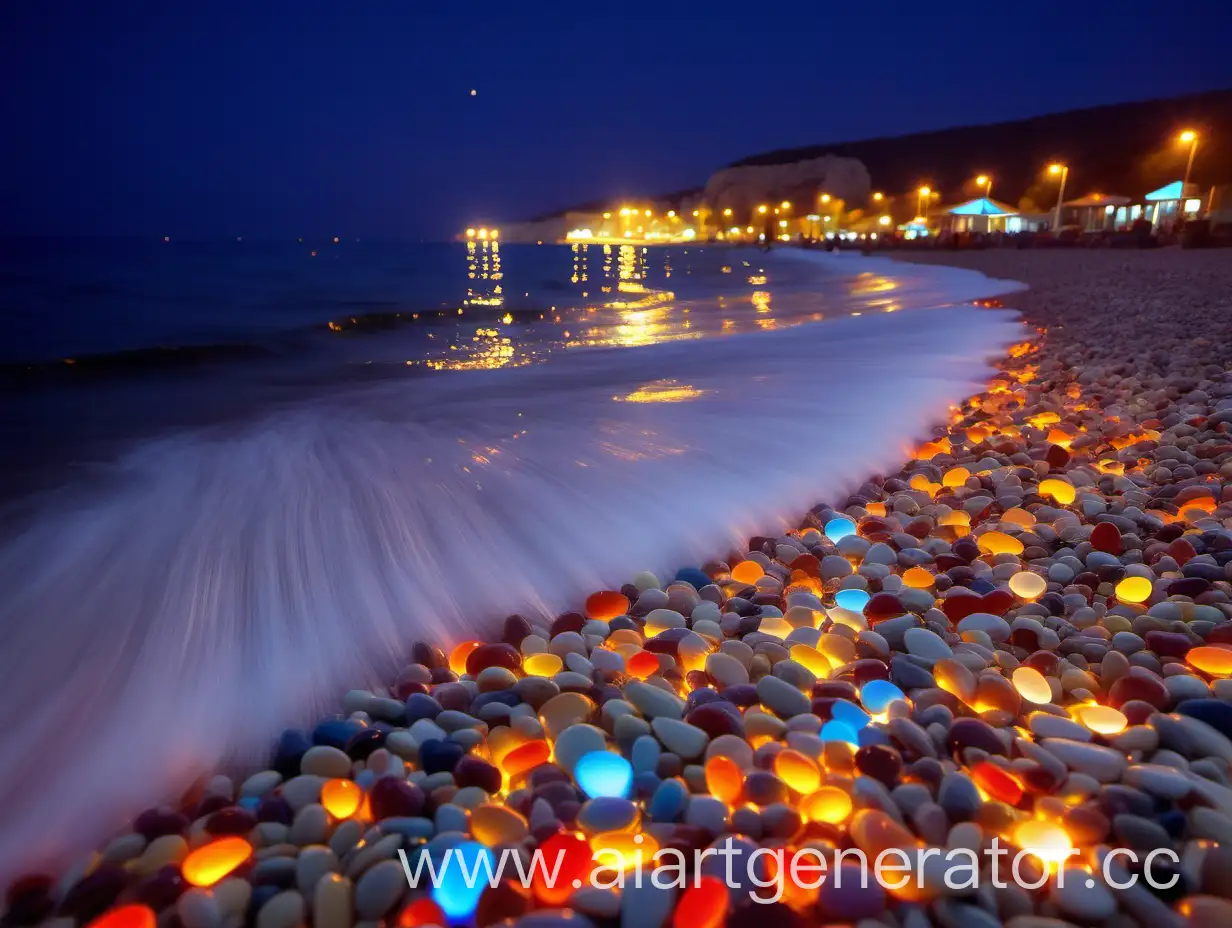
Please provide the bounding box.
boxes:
[939,510,971,527]
[757,616,793,638]
[864,502,887,517]
[1008,571,1047,600]
[909,474,940,497]
[774,749,821,795]
[789,644,831,678]
[1096,459,1125,476]
[1188,646,1232,677]
[523,653,563,678]
[902,566,935,589]
[589,831,658,872]
[1046,427,1075,448]
[471,804,530,846]
[1012,819,1073,869]
[607,629,643,649]
[1028,411,1061,429]
[321,778,362,819]
[1039,478,1076,506]
[1001,507,1035,528]
[449,640,483,676]
[1073,704,1128,736]
[705,755,743,805]
[942,466,971,487]
[182,837,253,887]
[1012,666,1052,704]
[731,560,764,585]
[801,786,853,824]
[976,531,1024,556]
[1114,576,1153,604]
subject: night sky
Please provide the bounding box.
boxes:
[2,1,1229,241]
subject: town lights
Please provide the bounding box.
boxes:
[1179,130,1199,192]
[1048,163,1069,230]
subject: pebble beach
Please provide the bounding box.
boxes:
[8,248,1232,928]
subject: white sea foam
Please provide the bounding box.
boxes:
[0,253,1024,880]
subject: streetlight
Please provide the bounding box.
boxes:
[819,193,831,204]
[723,207,733,217]
[872,192,883,202]
[917,186,931,217]
[1048,163,1069,231]
[1179,130,1199,194]
[757,204,768,214]
[976,175,992,198]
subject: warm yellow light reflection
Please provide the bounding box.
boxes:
[613,380,708,404]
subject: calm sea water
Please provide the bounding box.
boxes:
[0,236,1026,879]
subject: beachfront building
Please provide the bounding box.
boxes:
[941,197,1018,234]
[1142,180,1205,231]
[1060,193,1132,232]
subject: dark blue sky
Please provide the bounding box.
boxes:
[2,1,1229,240]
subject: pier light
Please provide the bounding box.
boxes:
[745,225,754,233]
[490,229,498,239]
[692,209,699,217]
[466,228,476,237]
[918,186,930,195]
[1048,163,1069,230]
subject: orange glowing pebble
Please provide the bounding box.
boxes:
[449,640,483,676]
[1001,507,1035,528]
[942,466,971,487]
[800,785,853,824]
[976,531,1024,556]
[902,566,934,589]
[673,875,729,928]
[585,590,629,621]
[909,474,940,497]
[1008,571,1047,600]
[704,755,743,805]
[626,650,661,680]
[1012,667,1052,704]
[181,836,252,887]
[864,502,887,517]
[321,778,362,819]
[1039,478,1076,506]
[86,906,156,928]
[589,831,657,872]
[1012,819,1073,869]
[487,727,526,766]
[397,898,448,928]
[532,832,593,905]
[939,510,971,527]
[501,739,550,778]
[1188,646,1232,678]
[1073,704,1127,736]
[1096,459,1125,475]
[774,749,821,794]
[607,628,643,649]
[523,652,563,677]
[789,643,831,678]
[972,760,1023,805]
[1028,411,1060,429]
[1114,576,1152,604]
[1046,427,1075,448]
[915,438,951,460]
[730,560,764,585]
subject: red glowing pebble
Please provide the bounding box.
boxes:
[501,740,550,779]
[626,650,661,680]
[397,898,448,928]
[864,593,904,621]
[971,760,1024,805]
[789,553,821,577]
[674,875,729,928]
[704,755,743,805]
[941,593,984,623]
[532,832,593,906]
[584,590,629,621]
[85,908,155,928]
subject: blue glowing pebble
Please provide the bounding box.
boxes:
[574,750,634,799]
[860,679,906,715]
[824,517,857,542]
[830,699,871,730]
[674,567,713,590]
[431,841,494,921]
[821,720,860,745]
[834,588,871,612]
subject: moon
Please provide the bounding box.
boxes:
[470,89,477,96]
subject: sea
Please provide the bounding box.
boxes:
[0,236,1025,879]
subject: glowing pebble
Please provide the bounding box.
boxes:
[824,517,856,541]
[532,833,592,905]
[821,719,859,745]
[1001,507,1035,528]
[865,502,887,517]
[398,898,448,928]
[860,679,905,714]
[976,531,1024,556]
[1074,704,1127,736]
[1009,571,1047,600]
[1012,666,1052,704]
[942,466,971,487]
[523,653,563,677]
[774,749,821,794]
[431,841,493,920]
[501,739,549,778]
[731,560,764,584]
[831,699,870,730]
[902,566,934,589]
[320,778,362,819]
[589,831,657,872]
[940,510,971,527]
[585,590,629,621]
[1012,820,1073,869]
[789,644,831,678]
[85,906,155,928]
[971,760,1023,805]
[182,836,252,887]
[1115,576,1153,604]
[448,640,483,676]
[626,650,661,680]
[704,755,743,805]
[756,616,793,638]
[574,751,633,799]
[673,875,729,928]
[1039,478,1076,505]
[1188,646,1232,678]
[801,786,852,824]
[834,588,870,612]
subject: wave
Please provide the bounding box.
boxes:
[0,254,1025,881]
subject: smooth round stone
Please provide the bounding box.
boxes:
[465,642,521,677]
[471,803,529,845]
[1028,713,1092,742]
[354,859,405,920]
[947,718,1006,757]
[255,891,304,928]
[300,746,351,779]
[368,778,425,819]
[553,724,608,774]
[686,702,745,739]
[1051,869,1115,920]
[683,796,728,834]
[756,675,810,719]
[1041,739,1126,782]
[817,862,886,919]
[454,757,502,793]
[674,567,712,589]
[705,734,754,769]
[651,718,709,759]
[955,613,1011,642]
[539,692,597,739]
[624,682,685,720]
[312,874,352,928]
[418,738,464,774]
[311,720,364,750]
[903,628,952,661]
[177,888,223,928]
[576,797,639,834]
[705,652,750,688]
[1177,699,1232,740]
[648,779,688,822]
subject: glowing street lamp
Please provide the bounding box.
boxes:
[780,200,791,210]
[819,193,831,204]
[1048,163,1069,231]
[1179,130,1199,193]
[757,205,768,214]
[723,207,733,217]
[916,186,931,217]
[976,175,992,198]
[871,192,883,202]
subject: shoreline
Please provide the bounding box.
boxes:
[6,249,1232,928]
